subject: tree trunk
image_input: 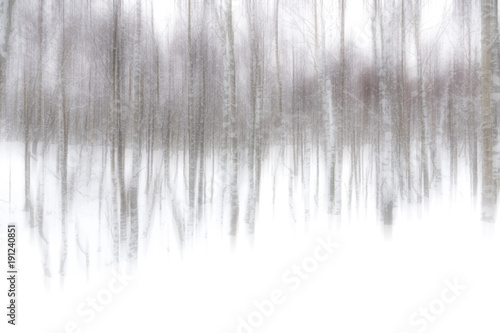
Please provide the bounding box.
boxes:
[129,0,142,262]
[481,0,496,222]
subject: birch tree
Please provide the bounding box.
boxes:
[245,0,263,241]
[490,0,500,208]
[481,0,496,222]
[129,0,142,262]
[0,0,13,122]
[226,0,239,248]
[187,0,196,244]
[335,0,345,216]
[57,0,69,280]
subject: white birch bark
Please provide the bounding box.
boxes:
[129,0,142,262]
[481,0,496,222]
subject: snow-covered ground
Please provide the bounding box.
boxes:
[1,141,499,333]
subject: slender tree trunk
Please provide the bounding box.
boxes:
[187,0,196,246]
[481,0,496,222]
[0,0,14,123]
[490,0,500,205]
[414,0,429,203]
[275,0,284,156]
[59,0,69,281]
[335,0,345,216]
[111,0,122,267]
[226,0,239,248]
[129,0,142,262]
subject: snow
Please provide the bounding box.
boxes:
[0,141,499,333]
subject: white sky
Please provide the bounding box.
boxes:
[147,0,453,41]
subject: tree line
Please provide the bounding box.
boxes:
[0,0,498,274]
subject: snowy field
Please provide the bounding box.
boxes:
[1,141,499,333]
